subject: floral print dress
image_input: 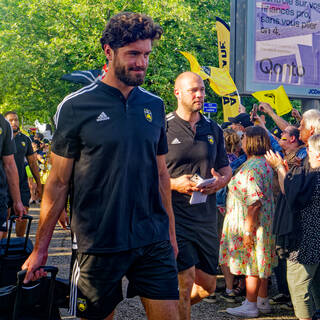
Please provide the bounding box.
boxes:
[219,156,277,278]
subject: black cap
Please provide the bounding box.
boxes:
[228,113,253,128]
[221,121,232,129]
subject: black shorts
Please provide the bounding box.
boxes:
[0,203,8,232]
[7,190,30,209]
[69,240,179,319]
[176,222,219,275]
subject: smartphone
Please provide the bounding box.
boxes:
[190,173,203,184]
[251,103,258,121]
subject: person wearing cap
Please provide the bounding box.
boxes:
[228,113,254,137]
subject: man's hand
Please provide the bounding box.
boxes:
[21,250,48,283]
[291,108,302,122]
[171,175,199,195]
[259,102,274,115]
[251,113,267,130]
[13,201,27,220]
[199,168,225,195]
[58,209,70,230]
[265,150,284,169]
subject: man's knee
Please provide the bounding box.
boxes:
[195,269,216,294]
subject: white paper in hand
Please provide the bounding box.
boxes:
[189,175,216,205]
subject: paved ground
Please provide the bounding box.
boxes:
[27,204,297,320]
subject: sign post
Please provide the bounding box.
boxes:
[203,103,218,119]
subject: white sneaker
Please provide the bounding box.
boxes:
[257,297,272,314]
[226,299,259,318]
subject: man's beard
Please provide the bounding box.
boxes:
[114,61,146,86]
[13,127,19,133]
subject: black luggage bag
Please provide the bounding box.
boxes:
[0,215,33,287]
[0,266,61,320]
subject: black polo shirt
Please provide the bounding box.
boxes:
[0,115,16,204]
[165,112,229,226]
[12,132,34,194]
[52,81,169,253]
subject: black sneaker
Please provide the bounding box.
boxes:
[203,293,217,303]
[279,301,293,310]
[269,293,291,305]
[220,291,236,303]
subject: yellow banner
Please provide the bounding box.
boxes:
[252,85,292,116]
[216,17,239,121]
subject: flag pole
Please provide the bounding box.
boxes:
[236,89,241,104]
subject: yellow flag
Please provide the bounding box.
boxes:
[207,67,237,96]
[252,85,292,116]
[179,52,237,96]
[216,17,239,121]
[179,51,209,80]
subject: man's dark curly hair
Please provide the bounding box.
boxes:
[100,12,163,50]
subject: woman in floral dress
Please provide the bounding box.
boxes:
[219,126,277,318]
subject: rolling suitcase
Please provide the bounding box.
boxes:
[0,215,33,286]
[0,266,61,320]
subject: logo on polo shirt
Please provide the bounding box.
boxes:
[144,108,152,122]
[77,298,87,312]
[171,138,181,145]
[21,141,26,147]
[96,112,110,122]
[207,135,214,145]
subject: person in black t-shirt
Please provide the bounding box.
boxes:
[22,12,179,320]
[4,111,42,236]
[166,72,232,319]
[0,114,26,238]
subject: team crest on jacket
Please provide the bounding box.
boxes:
[77,298,87,312]
[21,141,26,147]
[144,108,152,122]
[0,127,2,135]
[207,135,214,144]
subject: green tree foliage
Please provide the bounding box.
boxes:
[0,0,230,126]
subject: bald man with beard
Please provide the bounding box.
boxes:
[165,72,232,319]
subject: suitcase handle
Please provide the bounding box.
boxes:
[13,266,59,320]
[17,266,58,283]
[5,215,33,256]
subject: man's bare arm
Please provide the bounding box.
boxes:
[259,102,289,131]
[157,155,178,258]
[3,155,25,217]
[27,153,43,198]
[3,155,21,203]
[22,152,74,282]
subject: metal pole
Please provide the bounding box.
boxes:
[301,99,320,113]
